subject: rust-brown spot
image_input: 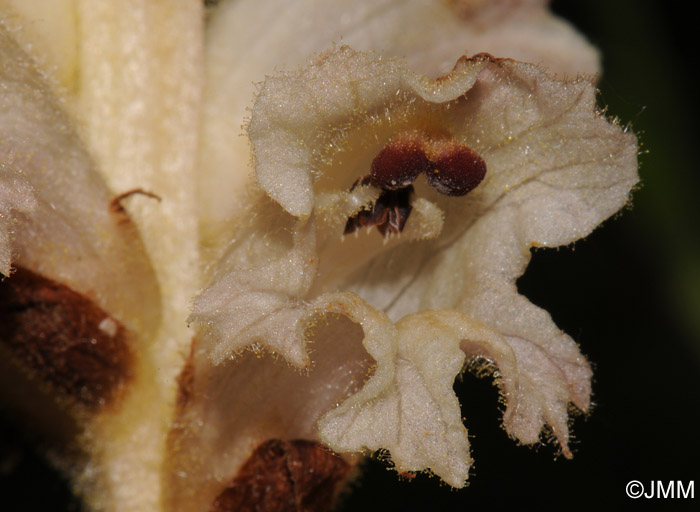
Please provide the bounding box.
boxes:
[211,439,351,512]
[0,267,133,409]
[109,188,161,218]
[462,52,510,66]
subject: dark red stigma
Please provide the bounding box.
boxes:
[426,144,487,196]
[345,133,487,237]
[369,135,431,190]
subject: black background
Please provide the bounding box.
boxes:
[2,1,699,510]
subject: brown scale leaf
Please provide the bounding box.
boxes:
[211,439,351,512]
[0,267,133,410]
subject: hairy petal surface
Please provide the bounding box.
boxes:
[318,308,513,488]
[186,46,638,489]
[194,217,318,367]
[199,0,599,243]
[0,0,638,507]
[0,23,159,333]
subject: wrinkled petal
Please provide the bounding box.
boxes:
[166,293,381,511]
[199,0,599,241]
[192,218,318,367]
[319,308,499,487]
[186,45,637,489]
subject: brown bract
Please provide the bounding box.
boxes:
[211,439,350,512]
[0,267,132,409]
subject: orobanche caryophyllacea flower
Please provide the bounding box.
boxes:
[0,1,637,511]
[176,47,638,510]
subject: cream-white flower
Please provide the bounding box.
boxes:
[181,46,637,505]
[0,1,636,511]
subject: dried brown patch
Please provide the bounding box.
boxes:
[0,267,133,409]
[211,439,351,512]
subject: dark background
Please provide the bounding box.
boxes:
[2,0,699,510]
